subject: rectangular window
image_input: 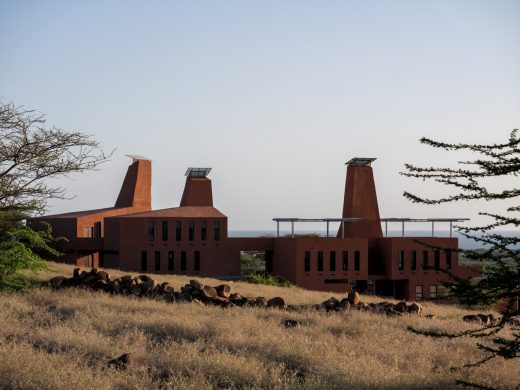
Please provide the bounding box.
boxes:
[168,251,174,272]
[434,250,440,270]
[147,221,154,242]
[415,285,423,300]
[342,251,348,271]
[84,227,94,238]
[201,221,207,241]
[317,251,323,272]
[175,221,182,241]
[422,250,429,270]
[84,254,94,268]
[329,251,336,272]
[354,251,361,271]
[411,250,417,271]
[154,251,161,272]
[162,221,168,241]
[214,220,221,241]
[181,251,187,271]
[446,249,452,270]
[188,221,195,241]
[429,285,437,299]
[304,251,310,272]
[398,250,404,270]
[141,251,147,272]
[194,251,200,271]
[94,222,102,238]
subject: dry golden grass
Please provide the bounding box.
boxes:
[0,261,518,389]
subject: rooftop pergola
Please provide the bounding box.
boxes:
[272,217,470,238]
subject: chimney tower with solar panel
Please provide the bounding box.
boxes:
[337,157,383,238]
[180,167,214,207]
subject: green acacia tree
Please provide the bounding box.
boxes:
[0,101,110,289]
[402,130,520,389]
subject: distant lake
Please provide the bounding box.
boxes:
[229,230,520,250]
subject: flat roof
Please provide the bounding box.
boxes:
[380,218,470,222]
[273,218,361,222]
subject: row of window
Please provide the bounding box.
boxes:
[397,249,452,271]
[83,222,102,238]
[304,250,361,273]
[416,285,438,300]
[147,220,221,242]
[141,250,201,273]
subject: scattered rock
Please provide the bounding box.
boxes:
[190,279,204,290]
[407,302,422,315]
[201,285,218,300]
[347,291,360,305]
[322,297,339,311]
[107,353,148,370]
[49,276,67,289]
[463,314,482,324]
[267,297,286,308]
[281,319,301,328]
[216,284,231,298]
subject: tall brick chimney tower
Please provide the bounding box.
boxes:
[337,157,383,238]
[180,168,213,207]
[114,155,152,210]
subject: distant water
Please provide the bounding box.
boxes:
[229,230,520,250]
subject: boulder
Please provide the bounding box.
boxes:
[138,275,152,282]
[176,292,193,303]
[347,291,360,305]
[338,298,351,311]
[216,284,231,298]
[463,314,482,324]
[322,297,340,311]
[201,285,218,300]
[111,280,121,294]
[407,302,422,315]
[357,301,369,310]
[280,319,301,328]
[395,301,408,313]
[190,288,201,298]
[107,353,148,370]
[164,292,175,303]
[477,314,491,325]
[97,271,109,281]
[73,268,81,278]
[267,297,286,309]
[254,297,267,307]
[120,275,133,284]
[190,279,204,290]
[50,276,67,289]
[82,275,97,285]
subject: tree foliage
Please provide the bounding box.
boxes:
[0,101,111,216]
[0,100,110,289]
[402,130,520,389]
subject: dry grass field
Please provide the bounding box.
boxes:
[0,262,518,389]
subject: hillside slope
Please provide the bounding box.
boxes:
[0,262,517,389]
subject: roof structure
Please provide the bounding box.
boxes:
[185,167,212,178]
[125,154,152,162]
[346,157,376,166]
[115,206,225,218]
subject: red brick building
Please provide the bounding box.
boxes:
[30,156,479,300]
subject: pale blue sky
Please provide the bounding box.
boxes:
[1,1,519,230]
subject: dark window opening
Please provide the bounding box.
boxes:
[214,221,221,241]
[176,221,182,241]
[304,251,310,272]
[446,249,452,270]
[317,251,323,272]
[194,251,200,271]
[147,221,154,242]
[201,221,207,241]
[154,251,160,272]
[94,222,102,238]
[354,251,361,271]
[324,279,348,284]
[398,250,404,270]
[189,221,195,241]
[434,250,440,270]
[141,251,147,272]
[422,250,429,270]
[411,250,417,271]
[162,221,168,241]
[84,254,94,268]
[168,251,174,272]
[342,251,348,271]
[329,251,336,272]
[181,251,187,271]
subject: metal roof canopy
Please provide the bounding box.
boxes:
[272,217,361,238]
[126,154,152,162]
[346,157,376,166]
[185,167,212,178]
[380,217,470,238]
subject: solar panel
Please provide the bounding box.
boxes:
[185,167,212,177]
[345,157,376,166]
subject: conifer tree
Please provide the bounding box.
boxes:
[402,130,520,389]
